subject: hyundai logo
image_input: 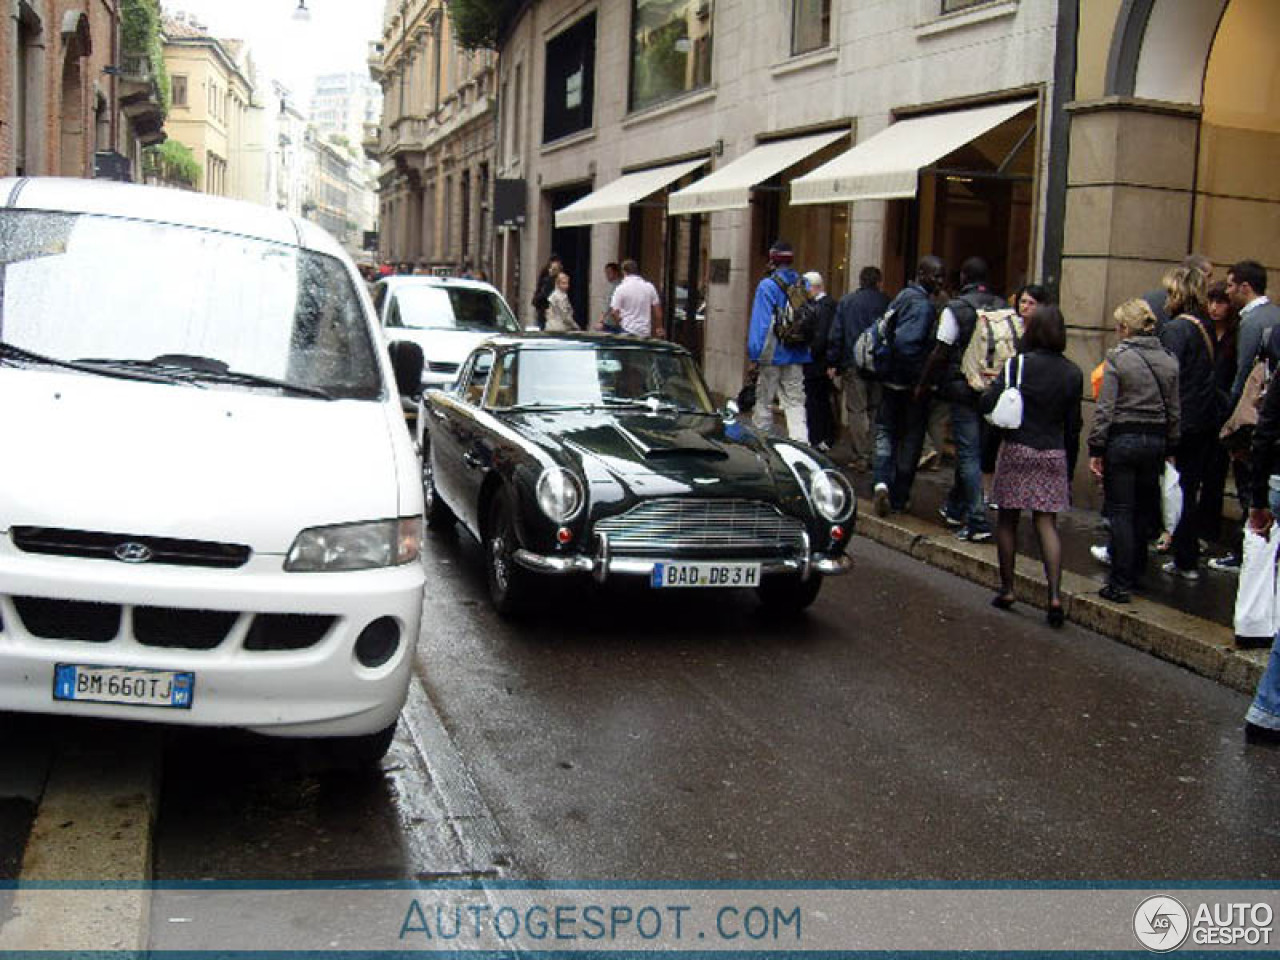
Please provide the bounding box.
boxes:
[113,542,154,564]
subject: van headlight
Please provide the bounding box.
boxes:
[809,470,853,521]
[285,517,422,571]
[536,467,583,523]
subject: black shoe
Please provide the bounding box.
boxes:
[1098,585,1131,604]
[1235,635,1273,650]
[991,593,1015,610]
[1245,722,1280,746]
[1047,604,1065,629]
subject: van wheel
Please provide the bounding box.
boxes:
[484,496,530,617]
[756,574,822,613]
[421,439,455,530]
[321,722,396,771]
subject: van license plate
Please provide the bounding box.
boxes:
[53,664,195,709]
[651,562,760,588]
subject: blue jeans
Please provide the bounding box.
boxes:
[1104,433,1165,593]
[944,401,989,533]
[874,386,931,510]
[1244,485,1280,732]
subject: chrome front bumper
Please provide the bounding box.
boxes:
[513,544,853,582]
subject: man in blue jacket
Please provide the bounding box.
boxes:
[873,255,945,517]
[748,240,811,442]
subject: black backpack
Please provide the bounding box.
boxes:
[770,274,817,348]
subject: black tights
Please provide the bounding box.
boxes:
[995,508,1064,607]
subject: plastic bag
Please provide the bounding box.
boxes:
[1235,527,1280,643]
[985,356,1023,430]
[1160,462,1183,534]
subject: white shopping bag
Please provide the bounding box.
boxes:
[1161,462,1183,534]
[1234,527,1280,642]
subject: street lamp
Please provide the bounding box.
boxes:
[292,0,311,22]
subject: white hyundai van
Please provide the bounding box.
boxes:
[0,178,426,765]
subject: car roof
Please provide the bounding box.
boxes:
[0,177,346,258]
[377,275,505,296]
[483,332,692,354]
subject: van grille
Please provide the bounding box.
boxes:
[11,527,251,568]
[13,597,120,643]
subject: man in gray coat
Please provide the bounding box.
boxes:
[1229,259,1280,403]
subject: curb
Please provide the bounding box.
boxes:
[856,509,1269,696]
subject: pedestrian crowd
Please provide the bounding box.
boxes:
[739,242,1280,745]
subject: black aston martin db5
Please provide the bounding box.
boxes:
[417,334,855,614]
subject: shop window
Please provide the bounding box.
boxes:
[941,0,994,12]
[629,0,713,113]
[791,0,831,56]
[543,14,595,144]
[172,75,188,108]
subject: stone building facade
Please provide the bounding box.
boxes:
[369,0,498,275]
[493,0,1061,396]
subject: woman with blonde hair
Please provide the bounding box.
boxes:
[1089,298,1181,603]
[1157,265,1218,579]
[545,271,579,332]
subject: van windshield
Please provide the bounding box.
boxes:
[388,285,520,333]
[0,210,382,400]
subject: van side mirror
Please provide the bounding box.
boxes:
[388,339,424,396]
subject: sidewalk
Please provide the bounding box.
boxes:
[842,454,1270,696]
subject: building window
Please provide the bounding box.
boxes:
[791,0,830,56]
[172,75,188,108]
[629,0,713,113]
[941,0,992,12]
[543,14,595,143]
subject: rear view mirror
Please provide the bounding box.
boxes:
[388,340,424,396]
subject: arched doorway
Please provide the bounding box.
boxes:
[58,12,92,177]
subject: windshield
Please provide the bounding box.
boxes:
[388,285,519,333]
[491,346,715,413]
[0,210,382,400]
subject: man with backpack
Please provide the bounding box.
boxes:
[747,240,811,442]
[871,255,946,517]
[828,266,890,471]
[917,257,1007,542]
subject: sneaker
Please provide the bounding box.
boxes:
[938,507,964,528]
[1090,544,1111,566]
[1208,553,1241,572]
[873,483,890,518]
[956,527,992,543]
[1162,560,1202,581]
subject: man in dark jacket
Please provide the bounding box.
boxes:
[828,266,890,470]
[802,271,838,450]
[917,257,1005,542]
[872,256,945,517]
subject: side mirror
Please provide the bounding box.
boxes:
[388,339,424,397]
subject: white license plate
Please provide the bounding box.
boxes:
[651,561,761,588]
[53,664,195,709]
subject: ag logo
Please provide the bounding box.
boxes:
[1134,895,1190,952]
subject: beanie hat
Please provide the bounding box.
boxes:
[768,240,794,265]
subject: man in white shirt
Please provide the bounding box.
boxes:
[609,260,664,338]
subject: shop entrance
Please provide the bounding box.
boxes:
[547,184,592,325]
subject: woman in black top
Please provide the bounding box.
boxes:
[980,306,1084,627]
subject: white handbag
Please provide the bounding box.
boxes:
[1160,462,1183,534]
[1235,527,1280,643]
[985,355,1023,429]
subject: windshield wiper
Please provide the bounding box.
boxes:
[77,356,334,400]
[1,342,196,386]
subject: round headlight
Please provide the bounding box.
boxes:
[536,467,583,523]
[810,469,853,521]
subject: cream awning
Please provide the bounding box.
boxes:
[553,158,708,228]
[666,130,848,216]
[790,100,1036,205]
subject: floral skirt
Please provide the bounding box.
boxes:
[992,441,1070,513]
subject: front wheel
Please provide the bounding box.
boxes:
[755,574,822,613]
[320,722,397,771]
[484,495,531,617]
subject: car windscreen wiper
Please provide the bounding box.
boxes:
[602,396,686,413]
[77,356,334,400]
[2,341,196,386]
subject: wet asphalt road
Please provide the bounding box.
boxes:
[5,527,1280,894]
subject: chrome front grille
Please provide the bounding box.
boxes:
[594,499,806,557]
